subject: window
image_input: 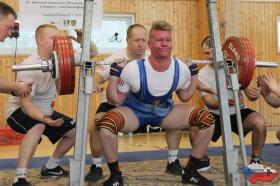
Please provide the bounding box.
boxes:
[72,13,134,54]
[0,14,134,55]
[277,16,280,53]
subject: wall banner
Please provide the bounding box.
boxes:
[19,0,103,30]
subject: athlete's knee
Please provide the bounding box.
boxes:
[253,122,266,135]
[189,107,215,130]
[248,115,266,132]
[96,111,125,134]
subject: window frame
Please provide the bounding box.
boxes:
[277,16,280,53]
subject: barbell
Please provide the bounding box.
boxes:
[192,36,278,89]
[11,36,278,95]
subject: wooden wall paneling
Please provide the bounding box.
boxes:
[271,4,279,125]
[2,0,17,11]
[191,1,199,58]
[174,1,182,57]
[261,4,270,124]
[237,1,280,127]
[197,0,209,59]
[267,4,280,125]
[2,0,280,128]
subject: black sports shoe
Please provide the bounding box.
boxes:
[41,165,69,178]
[165,159,183,175]
[250,158,262,164]
[182,169,214,186]
[85,164,103,182]
[197,156,211,172]
[12,178,32,186]
[103,172,123,186]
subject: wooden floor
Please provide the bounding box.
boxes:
[0,130,279,186]
[0,130,279,160]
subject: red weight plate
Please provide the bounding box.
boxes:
[54,37,63,94]
[222,36,255,89]
[67,36,75,93]
[53,36,75,95]
[60,37,70,94]
[244,38,256,74]
[238,37,255,89]
[238,38,250,89]
[53,37,65,94]
[58,37,67,95]
[222,37,245,88]
[64,36,75,94]
[241,38,255,88]
[63,37,75,94]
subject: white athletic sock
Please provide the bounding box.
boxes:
[168,149,178,163]
[92,157,102,168]
[45,157,60,169]
[14,168,27,183]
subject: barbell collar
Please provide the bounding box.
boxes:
[12,63,46,71]
[255,61,278,68]
[41,60,51,72]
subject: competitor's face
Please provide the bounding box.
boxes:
[148,30,172,59]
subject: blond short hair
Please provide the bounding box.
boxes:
[35,24,58,40]
[150,20,173,32]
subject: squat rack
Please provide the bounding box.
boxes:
[70,0,246,185]
[206,0,248,186]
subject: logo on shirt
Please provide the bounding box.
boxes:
[152,99,160,106]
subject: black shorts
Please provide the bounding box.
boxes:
[96,102,117,114]
[211,108,255,142]
[6,108,76,144]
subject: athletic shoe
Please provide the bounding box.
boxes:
[182,169,214,186]
[12,178,32,186]
[41,165,69,178]
[165,159,183,175]
[85,164,103,182]
[103,171,123,186]
[197,156,211,172]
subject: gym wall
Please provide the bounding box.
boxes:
[0,0,280,129]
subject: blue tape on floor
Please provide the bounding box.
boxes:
[0,144,279,170]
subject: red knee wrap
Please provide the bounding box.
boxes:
[94,119,100,130]
[96,111,125,134]
[189,107,215,130]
